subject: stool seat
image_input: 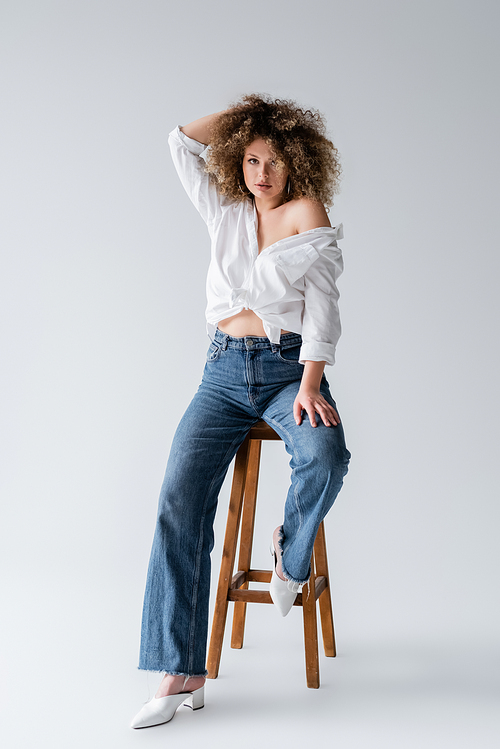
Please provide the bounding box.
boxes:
[206,420,336,689]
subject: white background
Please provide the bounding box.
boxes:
[1,1,499,747]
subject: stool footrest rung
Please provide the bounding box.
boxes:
[230,569,272,588]
[228,589,273,604]
[229,571,328,604]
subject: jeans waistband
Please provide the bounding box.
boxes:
[214,327,302,351]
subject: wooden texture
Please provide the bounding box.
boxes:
[314,521,336,657]
[231,439,261,649]
[206,421,337,688]
[302,558,320,689]
[206,433,250,679]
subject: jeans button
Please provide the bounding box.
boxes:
[247,338,254,348]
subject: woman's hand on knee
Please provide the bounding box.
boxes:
[293,388,340,427]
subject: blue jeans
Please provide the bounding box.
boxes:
[138,329,350,676]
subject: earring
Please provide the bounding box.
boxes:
[286,177,291,195]
[238,182,246,194]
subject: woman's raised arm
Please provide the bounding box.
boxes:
[180,111,225,145]
[169,109,232,225]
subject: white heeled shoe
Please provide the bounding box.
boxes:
[130,684,204,729]
[269,537,301,617]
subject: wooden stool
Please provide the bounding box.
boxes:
[206,420,336,689]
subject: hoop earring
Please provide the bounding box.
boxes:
[238,182,246,194]
[286,177,291,195]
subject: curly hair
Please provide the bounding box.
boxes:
[205,94,341,207]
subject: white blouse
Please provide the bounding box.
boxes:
[168,125,345,365]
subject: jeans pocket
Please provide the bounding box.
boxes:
[206,340,222,362]
[275,344,303,366]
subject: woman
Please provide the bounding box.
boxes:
[131,94,351,729]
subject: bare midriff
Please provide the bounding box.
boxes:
[217,308,290,338]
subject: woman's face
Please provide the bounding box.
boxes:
[242,138,289,203]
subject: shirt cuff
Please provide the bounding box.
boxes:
[169,125,207,157]
[299,342,336,366]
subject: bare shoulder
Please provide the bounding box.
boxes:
[284,198,331,233]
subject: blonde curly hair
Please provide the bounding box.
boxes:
[205,93,341,207]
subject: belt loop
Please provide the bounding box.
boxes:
[222,335,229,351]
[271,342,280,353]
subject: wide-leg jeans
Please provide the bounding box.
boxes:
[138,329,351,675]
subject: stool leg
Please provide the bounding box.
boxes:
[302,557,320,689]
[206,436,250,679]
[231,439,262,649]
[314,522,336,657]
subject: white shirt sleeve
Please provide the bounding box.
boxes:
[298,238,344,366]
[168,126,223,225]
